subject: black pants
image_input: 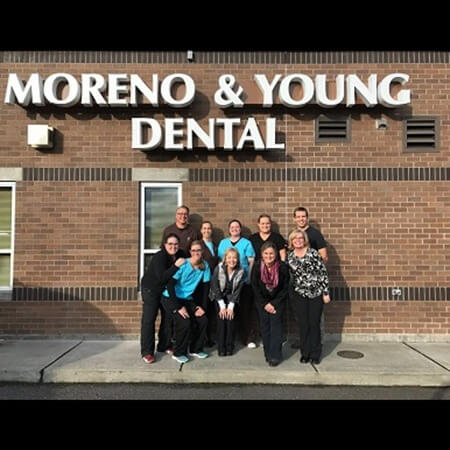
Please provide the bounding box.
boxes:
[289,288,324,360]
[162,299,208,357]
[238,284,260,345]
[256,302,285,362]
[206,300,217,344]
[215,303,237,354]
[140,289,172,357]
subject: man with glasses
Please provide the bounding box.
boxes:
[140,233,186,364]
[161,205,202,254]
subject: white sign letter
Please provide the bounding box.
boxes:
[346,74,377,107]
[254,74,282,107]
[160,74,195,108]
[81,74,107,106]
[108,74,129,106]
[265,118,284,149]
[165,118,185,149]
[279,74,314,107]
[377,73,410,107]
[132,118,162,149]
[4,73,45,106]
[315,74,345,107]
[130,74,159,107]
[187,118,215,149]
[216,118,241,149]
[237,118,265,150]
[43,73,81,107]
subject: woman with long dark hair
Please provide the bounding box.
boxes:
[251,241,289,366]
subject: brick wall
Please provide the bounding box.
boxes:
[0,51,449,337]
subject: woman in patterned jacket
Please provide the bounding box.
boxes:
[287,229,331,365]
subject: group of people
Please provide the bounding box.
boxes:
[140,205,331,367]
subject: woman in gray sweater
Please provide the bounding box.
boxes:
[209,248,245,356]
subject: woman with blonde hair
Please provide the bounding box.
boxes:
[209,247,245,356]
[218,219,257,348]
[287,229,331,365]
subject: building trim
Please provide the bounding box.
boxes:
[132,168,189,181]
[9,286,450,301]
[1,51,450,64]
[22,167,132,181]
[19,167,450,182]
[189,167,450,182]
[12,286,138,301]
[0,168,23,181]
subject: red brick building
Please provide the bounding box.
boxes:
[0,50,448,340]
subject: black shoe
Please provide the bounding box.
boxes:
[268,359,280,367]
[291,341,301,349]
[218,351,226,357]
[300,356,310,363]
[311,358,320,365]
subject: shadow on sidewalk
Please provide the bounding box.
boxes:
[2,284,133,346]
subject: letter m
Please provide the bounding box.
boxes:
[4,73,45,106]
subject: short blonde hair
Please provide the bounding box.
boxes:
[222,247,240,266]
[288,229,310,250]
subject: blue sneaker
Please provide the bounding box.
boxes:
[190,351,209,359]
[172,354,189,364]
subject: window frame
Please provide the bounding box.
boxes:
[0,182,16,296]
[139,182,182,285]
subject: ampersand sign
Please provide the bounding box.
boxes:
[214,74,244,108]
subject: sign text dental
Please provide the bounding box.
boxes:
[4,72,411,150]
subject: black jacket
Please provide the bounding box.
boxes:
[251,261,289,309]
[140,248,186,295]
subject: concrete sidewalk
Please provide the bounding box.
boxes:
[0,339,449,386]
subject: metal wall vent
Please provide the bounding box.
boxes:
[316,116,350,143]
[404,117,439,152]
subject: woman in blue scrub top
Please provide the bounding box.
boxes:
[161,240,211,364]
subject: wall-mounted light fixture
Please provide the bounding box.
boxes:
[27,124,54,149]
[187,50,194,61]
[376,118,388,129]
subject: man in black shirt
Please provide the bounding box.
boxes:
[292,206,328,263]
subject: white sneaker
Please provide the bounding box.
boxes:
[190,351,209,359]
[247,342,257,349]
[172,354,189,364]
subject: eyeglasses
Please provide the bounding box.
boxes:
[190,249,202,253]
[166,242,179,246]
